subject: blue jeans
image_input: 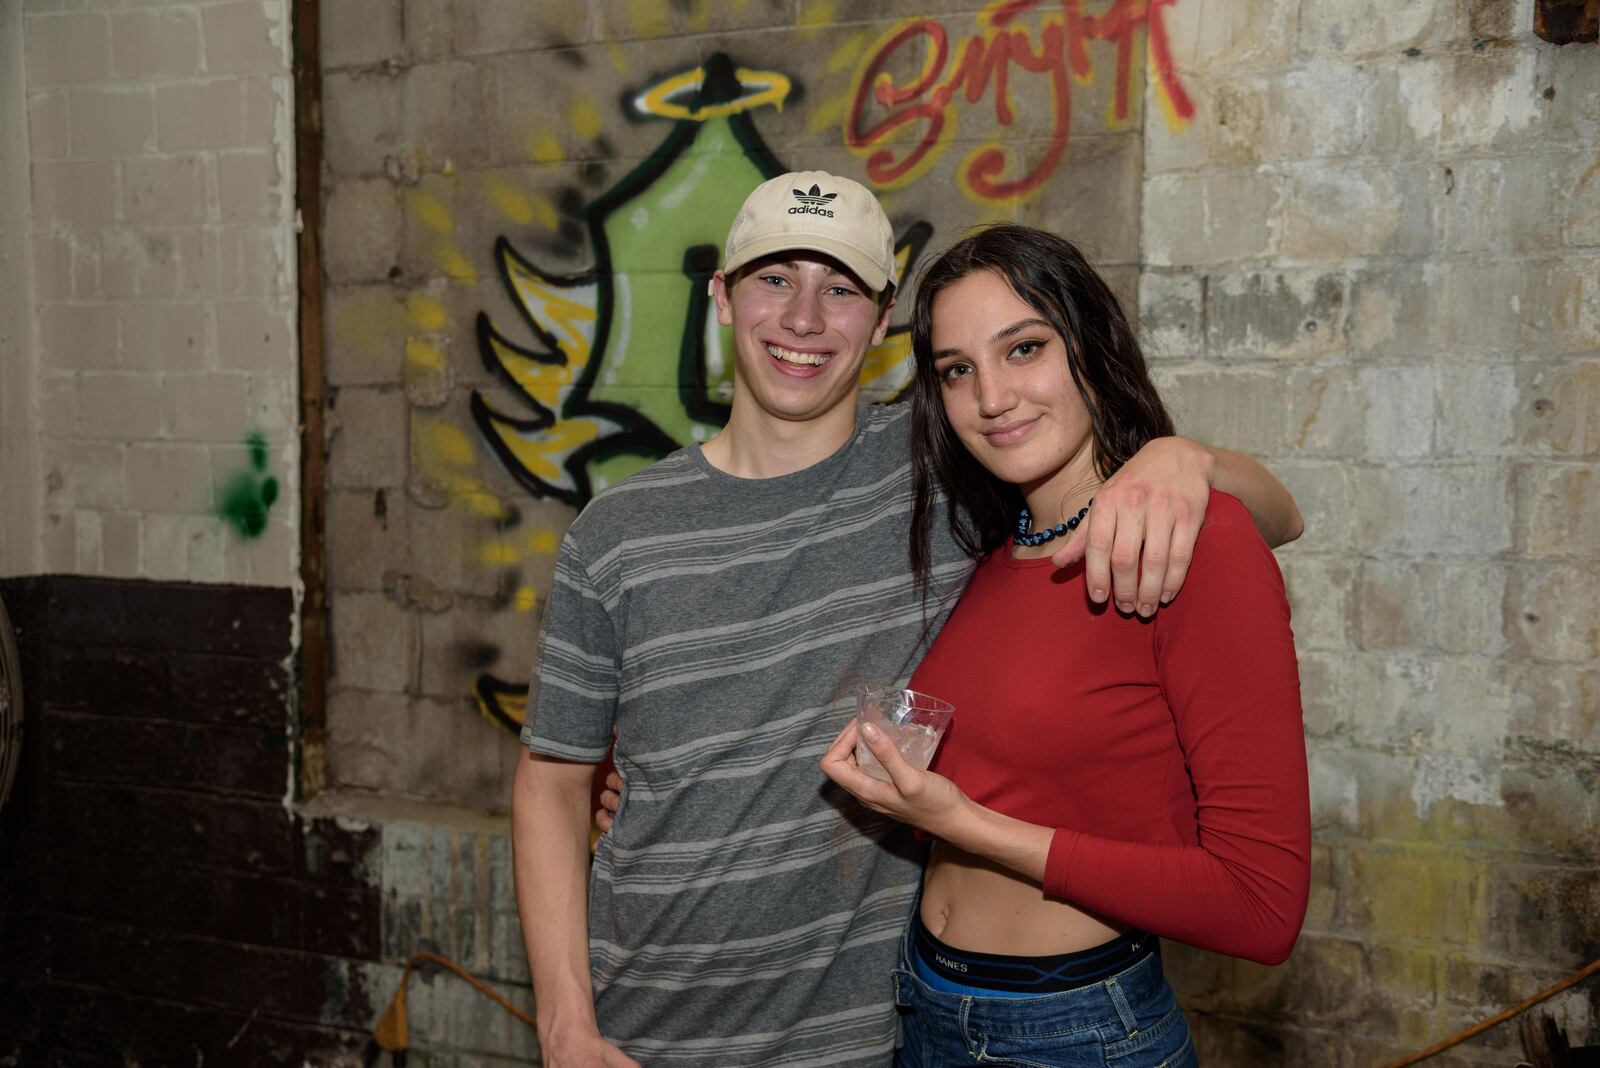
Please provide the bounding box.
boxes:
[893,923,1198,1067]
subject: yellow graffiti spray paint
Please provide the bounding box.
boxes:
[406,294,449,331]
[529,131,564,166]
[570,98,603,142]
[486,177,536,226]
[407,189,454,234]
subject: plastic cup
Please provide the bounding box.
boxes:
[854,683,955,783]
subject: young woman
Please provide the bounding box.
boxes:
[820,225,1311,1067]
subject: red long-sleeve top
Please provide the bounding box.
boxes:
[910,491,1311,965]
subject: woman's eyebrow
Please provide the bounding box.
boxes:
[989,318,1052,344]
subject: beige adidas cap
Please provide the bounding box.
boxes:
[721,170,897,293]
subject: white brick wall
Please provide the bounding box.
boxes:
[19,0,299,586]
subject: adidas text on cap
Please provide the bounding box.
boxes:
[721,170,897,294]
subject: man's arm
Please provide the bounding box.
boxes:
[512,749,640,1068]
[1050,437,1303,615]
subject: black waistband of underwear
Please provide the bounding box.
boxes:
[911,910,1156,993]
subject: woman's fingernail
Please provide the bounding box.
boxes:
[862,722,880,742]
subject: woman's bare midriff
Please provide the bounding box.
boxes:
[919,841,1123,956]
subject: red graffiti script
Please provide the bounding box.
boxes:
[846,0,1194,203]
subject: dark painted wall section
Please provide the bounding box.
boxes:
[0,577,382,1066]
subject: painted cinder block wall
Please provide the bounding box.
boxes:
[314,1,1599,1064]
[0,0,1594,1064]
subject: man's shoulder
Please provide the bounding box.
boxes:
[565,449,708,546]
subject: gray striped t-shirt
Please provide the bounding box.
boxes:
[523,403,970,1066]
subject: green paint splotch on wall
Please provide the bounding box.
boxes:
[217,431,281,539]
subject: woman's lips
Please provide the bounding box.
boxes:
[983,418,1038,446]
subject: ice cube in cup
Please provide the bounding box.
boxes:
[854,683,955,783]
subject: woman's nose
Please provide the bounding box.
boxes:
[976,374,1015,418]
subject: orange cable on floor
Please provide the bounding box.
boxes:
[1379,956,1600,1067]
[369,951,535,1063]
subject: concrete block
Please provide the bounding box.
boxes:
[1504,662,1600,762]
[1547,34,1600,146]
[1517,462,1600,559]
[122,155,210,226]
[31,233,74,300]
[1279,555,1356,651]
[217,225,291,298]
[102,510,140,577]
[1144,71,1263,174]
[245,371,297,437]
[155,79,247,152]
[417,596,540,701]
[1357,560,1508,657]
[1159,366,1288,455]
[330,591,418,692]
[1437,155,1574,255]
[326,690,518,809]
[1518,360,1599,458]
[1360,365,1435,459]
[1497,759,1600,860]
[327,284,409,385]
[120,301,211,371]
[452,0,587,55]
[73,508,102,571]
[321,0,404,69]
[127,442,215,512]
[1143,170,1282,266]
[1340,845,1490,948]
[109,7,201,80]
[327,487,410,592]
[323,69,407,177]
[43,439,127,512]
[67,86,155,158]
[1281,366,1364,457]
[327,386,408,489]
[1437,49,1545,153]
[1297,0,1462,59]
[39,302,119,369]
[1427,259,1556,354]
[241,75,287,147]
[1363,463,1513,556]
[24,12,111,85]
[1280,161,1436,262]
[77,372,164,440]
[27,90,71,159]
[163,372,253,441]
[1436,364,1515,458]
[39,373,79,436]
[1205,270,1348,360]
[31,160,119,229]
[140,511,227,583]
[215,298,294,372]
[1018,134,1141,265]
[1278,460,1360,552]
[1547,257,1600,351]
[325,178,402,284]
[1480,862,1600,963]
[1269,61,1378,162]
[41,513,74,572]
[1138,270,1204,359]
[1506,561,1600,664]
[404,61,492,174]
[1157,0,1292,70]
[594,0,787,41]
[201,2,289,75]
[405,497,518,601]
[216,150,284,224]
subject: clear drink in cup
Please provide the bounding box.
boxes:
[854,683,955,782]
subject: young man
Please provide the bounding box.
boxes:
[513,171,1302,1068]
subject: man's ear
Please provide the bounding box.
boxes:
[711,270,734,326]
[871,294,895,346]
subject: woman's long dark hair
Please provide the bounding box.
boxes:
[909,224,1175,589]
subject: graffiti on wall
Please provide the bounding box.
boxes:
[467,53,933,731]
[352,8,1197,739]
[217,430,280,539]
[847,0,1193,204]
[471,53,930,508]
